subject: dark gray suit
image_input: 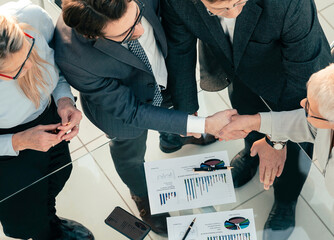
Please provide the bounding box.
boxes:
[54,0,187,196]
[162,0,331,112]
[161,0,332,201]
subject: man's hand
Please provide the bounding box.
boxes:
[12,124,63,152]
[56,97,82,141]
[251,137,287,190]
[219,114,261,141]
[205,109,247,139]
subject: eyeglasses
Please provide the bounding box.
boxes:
[0,33,35,80]
[120,0,145,44]
[206,0,248,16]
[193,159,226,172]
[304,99,332,122]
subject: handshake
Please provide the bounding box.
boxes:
[194,109,261,141]
[196,110,286,191]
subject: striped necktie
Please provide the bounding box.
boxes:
[128,39,163,106]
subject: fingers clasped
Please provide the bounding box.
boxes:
[57,98,82,141]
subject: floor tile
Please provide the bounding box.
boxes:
[70,147,89,161]
[301,164,334,234]
[319,13,334,44]
[0,225,19,240]
[89,143,142,224]
[42,0,61,25]
[68,136,84,153]
[321,5,334,29]
[89,143,161,239]
[315,0,334,11]
[76,114,105,145]
[90,135,262,240]
[71,93,105,145]
[235,189,334,240]
[86,134,110,152]
[56,153,152,240]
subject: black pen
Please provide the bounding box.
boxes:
[193,166,233,172]
[181,217,196,240]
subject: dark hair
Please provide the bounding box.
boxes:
[62,0,130,39]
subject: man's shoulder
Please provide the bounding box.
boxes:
[165,0,301,9]
[256,0,308,10]
[163,0,197,8]
[54,16,91,56]
[55,15,72,41]
[163,0,295,13]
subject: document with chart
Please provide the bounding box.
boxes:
[144,151,236,214]
[167,209,257,240]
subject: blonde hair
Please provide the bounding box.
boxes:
[0,15,50,108]
[307,64,334,121]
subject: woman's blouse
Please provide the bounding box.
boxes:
[0,0,75,156]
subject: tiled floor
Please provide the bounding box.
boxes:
[0,0,334,239]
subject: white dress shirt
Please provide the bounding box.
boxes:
[123,17,206,134]
[259,109,334,197]
[218,16,236,43]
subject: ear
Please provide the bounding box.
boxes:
[300,98,306,108]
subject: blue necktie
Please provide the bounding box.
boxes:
[128,39,163,106]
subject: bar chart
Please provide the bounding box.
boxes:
[145,151,236,214]
[207,233,251,240]
[159,191,177,206]
[184,173,227,201]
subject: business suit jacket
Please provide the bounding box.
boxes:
[260,109,334,197]
[54,0,188,139]
[161,0,332,113]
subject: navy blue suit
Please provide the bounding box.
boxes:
[54,0,186,196]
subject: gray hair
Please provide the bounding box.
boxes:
[307,64,334,121]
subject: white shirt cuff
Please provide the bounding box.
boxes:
[259,112,272,136]
[187,115,206,133]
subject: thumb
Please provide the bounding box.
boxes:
[226,109,238,117]
[59,112,70,126]
[250,145,258,157]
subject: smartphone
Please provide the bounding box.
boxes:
[105,206,151,240]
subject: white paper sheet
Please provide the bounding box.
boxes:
[167,209,257,240]
[144,151,236,214]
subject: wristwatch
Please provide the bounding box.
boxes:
[265,135,286,150]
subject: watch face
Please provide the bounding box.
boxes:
[274,143,284,150]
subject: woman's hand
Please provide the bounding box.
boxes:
[12,123,63,152]
[56,97,82,141]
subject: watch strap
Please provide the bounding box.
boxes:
[265,135,286,150]
[265,135,275,148]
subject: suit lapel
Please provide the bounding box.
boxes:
[93,38,151,74]
[193,0,233,64]
[233,1,262,69]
